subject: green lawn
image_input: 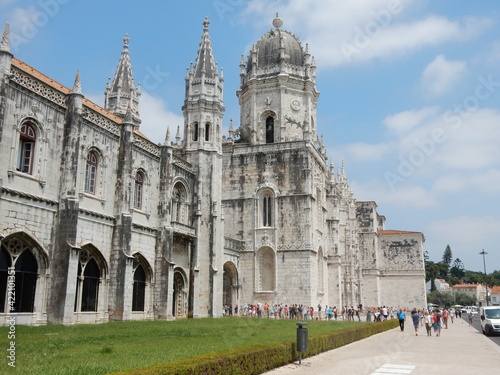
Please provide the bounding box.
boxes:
[0,318,365,375]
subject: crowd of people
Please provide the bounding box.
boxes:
[221,304,470,338]
[395,307,465,336]
[221,304,365,320]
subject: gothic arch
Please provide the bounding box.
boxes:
[171,179,191,225]
[81,146,105,197]
[74,244,108,313]
[172,267,188,318]
[259,111,276,144]
[223,261,238,307]
[133,168,147,210]
[256,247,275,292]
[13,117,45,176]
[0,232,49,315]
[131,252,153,312]
[256,187,276,228]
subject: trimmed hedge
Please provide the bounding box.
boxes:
[109,319,398,375]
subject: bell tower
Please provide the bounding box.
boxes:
[236,14,319,145]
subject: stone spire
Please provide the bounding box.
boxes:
[104,34,141,126]
[193,17,218,81]
[182,17,225,152]
[1,23,11,53]
[0,23,13,83]
[71,70,82,95]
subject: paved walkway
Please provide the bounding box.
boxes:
[264,318,500,375]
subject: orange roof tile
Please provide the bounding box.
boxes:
[11,58,152,142]
[490,286,500,295]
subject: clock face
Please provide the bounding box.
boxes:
[291,99,301,111]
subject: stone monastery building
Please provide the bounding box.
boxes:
[0,16,426,325]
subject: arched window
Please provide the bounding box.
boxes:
[257,248,275,291]
[259,189,274,227]
[17,122,37,174]
[171,182,189,224]
[75,250,101,312]
[265,116,274,144]
[134,171,144,209]
[132,264,146,311]
[0,237,39,313]
[192,122,199,141]
[205,122,210,142]
[84,151,99,194]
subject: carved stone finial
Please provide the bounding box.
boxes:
[203,16,210,32]
[123,33,130,49]
[273,12,283,29]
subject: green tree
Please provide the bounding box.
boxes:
[442,245,453,266]
[490,270,500,286]
[437,262,449,279]
[425,260,439,291]
[454,292,477,306]
[427,290,454,308]
[450,258,465,279]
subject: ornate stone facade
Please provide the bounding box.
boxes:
[0,17,426,326]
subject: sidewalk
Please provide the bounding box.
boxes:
[263,318,500,375]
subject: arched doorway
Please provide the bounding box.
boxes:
[223,262,238,307]
[172,269,188,318]
[0,235,46,313]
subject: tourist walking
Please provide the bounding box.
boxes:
[432,309,442,336]
[397,309,406,331]
[424,311,433,336]
[468,312,474,327]
[411,309,420,336]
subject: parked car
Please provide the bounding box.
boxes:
[461,306,478,315]
[480,306,500,336]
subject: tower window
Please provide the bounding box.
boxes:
[205,122,210,142]
[134,171,144,209]
[84,151,99,194]
[263,195,272,227]
[171,183,189,224]
[259,189,274,227]
[17,122,37,174]
[265,116,274,143]
[192,122,199,141]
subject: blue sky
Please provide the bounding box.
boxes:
[1,0,499,274]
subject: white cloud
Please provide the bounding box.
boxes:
[0,0,17,7]
[435,108,500,171]
[351,178,437,208]
[434,169,500,194]
[383,106,439,134]
[341,142,390,162]
[139,91,184,144]
[425,215,500,270]
[242,0,491,68]
[421,55,467,96]
[86,91,183,145]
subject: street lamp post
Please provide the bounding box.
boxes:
[479,249,489,306]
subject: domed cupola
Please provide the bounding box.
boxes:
[242,14,315,81]
[249,26,304,71]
